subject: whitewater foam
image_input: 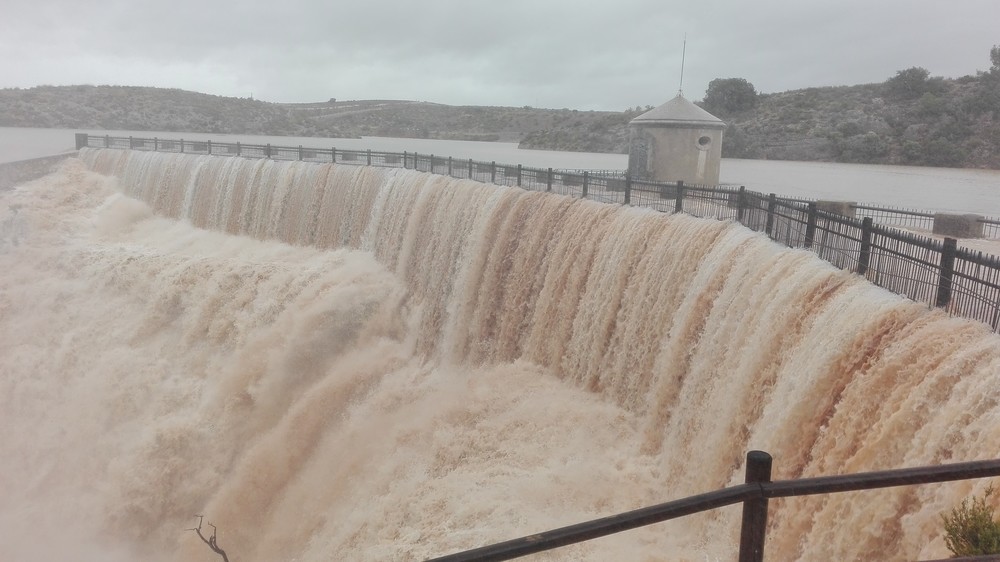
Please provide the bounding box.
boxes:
[1,151,999,560]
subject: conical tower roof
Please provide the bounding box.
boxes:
[630,93,726,129]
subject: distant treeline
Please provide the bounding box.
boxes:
[2,51,999,169]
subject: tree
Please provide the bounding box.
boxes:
[832,130,889,163]
[883,67,935,100]
[965,46,1000,116]
[923,138,967,168]
[720,123,762,158]
[702,78,758,114]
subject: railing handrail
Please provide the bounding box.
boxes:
[427,485,758,562]
[75,134,1000,332]
[426,453,1000,561]
[74,133,999,224]
[852,203,936,219]
[765,458,1000,497]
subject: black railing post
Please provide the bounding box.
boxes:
[516,164,522,187]
[367,149,372,166]
[468,158,473,179]
[857,217,874,276]
[546,167,553,192]
[765,193,777,236]
[236,141,240,156]
[491,161,496,184]
[804,202,818,248]
[582,171,589,198]
[449,156,453,177]
[298,145,303,160]
[264,143,271,158]
[624,175,632,205]
[738,450,772,562]
[207,140,212,155]
[104,135,110,148]
[128,136,134,149]
[154,137,159,151]
[401,151,405,168]
[430,154,435,173]
[180,138,185,153]
[936,237,958,309]
[675,181,684,213]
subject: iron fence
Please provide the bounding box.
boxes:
[982,218,1000,240]
[75,134,1000,332]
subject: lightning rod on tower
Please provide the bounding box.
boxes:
[679,33,687,95]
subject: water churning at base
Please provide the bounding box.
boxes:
[1,149,999,561]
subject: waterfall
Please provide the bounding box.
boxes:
[1,149,998,561]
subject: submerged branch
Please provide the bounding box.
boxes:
[188,515,230,562]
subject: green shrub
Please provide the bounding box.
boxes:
[942,486,1000,557]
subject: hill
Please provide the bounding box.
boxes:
[1,70,998,169]
[714,70,1000,169]
[0,85,634,147]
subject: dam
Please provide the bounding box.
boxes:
[1,148,1000,561]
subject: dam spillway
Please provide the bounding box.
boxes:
[1,149,999,561]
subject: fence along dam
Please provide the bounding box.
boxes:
[1,148,999,561]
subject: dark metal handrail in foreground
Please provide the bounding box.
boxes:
[426,452,1000,562]
[925,554,1000,562]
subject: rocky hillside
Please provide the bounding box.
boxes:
[717,71,1000,169]
[2,70,998,169]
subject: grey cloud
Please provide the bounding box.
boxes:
[2,0,998,110]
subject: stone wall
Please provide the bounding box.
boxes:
[0,152,77,191]
[933,213,985,238]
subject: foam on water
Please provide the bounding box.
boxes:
[1,150,999,561]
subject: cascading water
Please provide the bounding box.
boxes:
[1,149,999,561]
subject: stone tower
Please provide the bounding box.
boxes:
[627,94,726,186]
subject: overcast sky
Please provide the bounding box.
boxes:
[2,0,998,110]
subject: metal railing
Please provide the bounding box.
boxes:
[426,451,1000,561]
[982,218,1000,240]
[853,203,936,231]
[75,134,1000,332]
